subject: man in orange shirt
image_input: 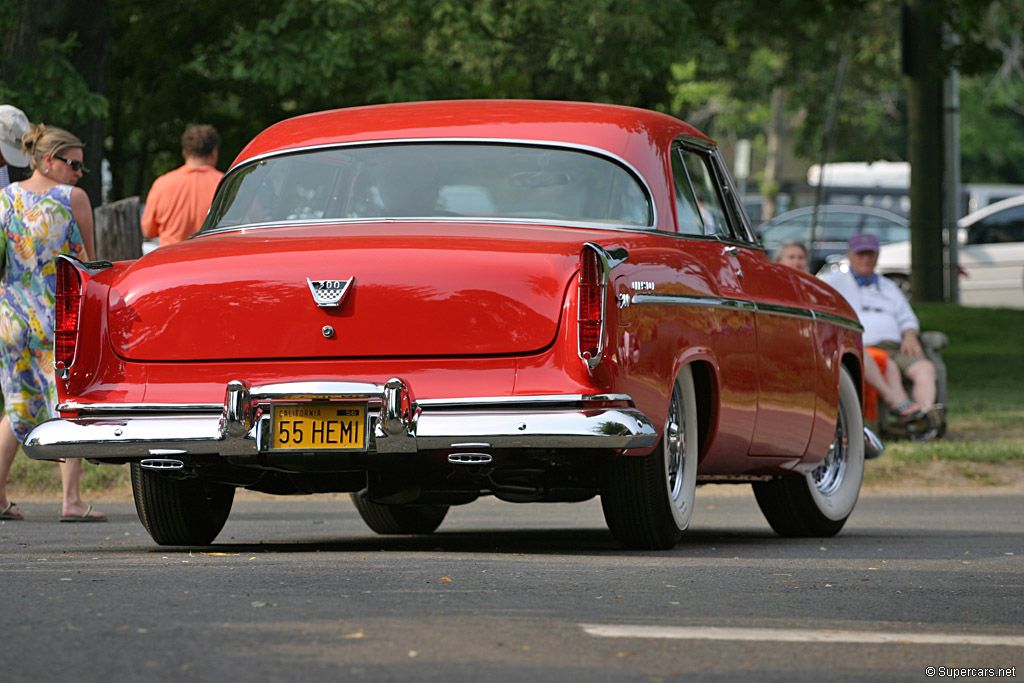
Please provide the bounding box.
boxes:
[141,125,223,246]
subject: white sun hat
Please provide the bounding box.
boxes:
[0,105,31,167]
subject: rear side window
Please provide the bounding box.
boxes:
[679,151,729,238]
[671,149,704,235]
[967,205,1024,244]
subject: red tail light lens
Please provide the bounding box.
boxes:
[578,246,606,365]
[55,258,83,370]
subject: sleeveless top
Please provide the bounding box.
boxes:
[0,182,87,441]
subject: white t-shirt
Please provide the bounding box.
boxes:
[820,270,919,346]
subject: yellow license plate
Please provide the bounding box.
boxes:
[271,403,367,451]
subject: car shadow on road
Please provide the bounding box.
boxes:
[116,526,797,557]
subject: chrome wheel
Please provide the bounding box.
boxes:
[753,365,864,537]
[663,384,694,528]
[812,409,849,496]
[602,365,698,549]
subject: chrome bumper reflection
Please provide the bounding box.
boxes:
[24,378,658,461]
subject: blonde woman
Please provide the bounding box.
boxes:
[0,123,104,521]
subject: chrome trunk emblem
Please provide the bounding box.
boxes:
[307,278,354,307]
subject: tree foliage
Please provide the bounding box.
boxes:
[0,1,107,125]
[102,0,694,200]
[2,0,1022,208]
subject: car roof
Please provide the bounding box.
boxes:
[959,192,1024,228]
[758,204,909,229]
[233,100,712,169]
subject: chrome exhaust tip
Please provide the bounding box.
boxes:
[447,453,493,465]
[140,458,185,470]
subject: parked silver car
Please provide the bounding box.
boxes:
[757,205,911,273]
[819,194,1024,308]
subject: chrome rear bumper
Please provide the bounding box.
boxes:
[24,378,659,461]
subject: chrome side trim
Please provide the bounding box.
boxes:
[630,292,861,331]
[812,310,864,333]
[631,293,756,312]
[25,381,658,461]
[755,302,816,322]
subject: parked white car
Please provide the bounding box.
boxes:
[819,194,1024,308]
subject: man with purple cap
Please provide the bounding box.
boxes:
[820,231,938,419]
[0,105,31,190]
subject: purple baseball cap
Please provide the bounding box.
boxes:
[848,232,880,253]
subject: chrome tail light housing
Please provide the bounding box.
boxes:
[54,256,85,380]
[577,245,607,367]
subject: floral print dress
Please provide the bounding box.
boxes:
[0,183,86,442]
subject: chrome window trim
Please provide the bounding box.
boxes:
[203,137,658,234]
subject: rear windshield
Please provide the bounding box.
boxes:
[203,143,653,231]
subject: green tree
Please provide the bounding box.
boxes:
[957,0,1024,183]
[105,0,696,203]
[0,0,109,201]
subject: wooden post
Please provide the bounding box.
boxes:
[93,196,143,261]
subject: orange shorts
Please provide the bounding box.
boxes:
[862,347,889,421]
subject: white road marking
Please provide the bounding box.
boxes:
[580,624,1024,647]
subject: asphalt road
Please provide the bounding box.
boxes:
[1,488,1021,682]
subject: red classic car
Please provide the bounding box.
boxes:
[26,100,880,549]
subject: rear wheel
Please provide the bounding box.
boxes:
[130,464,235,545]
[601,365,698,550]
[753,366,864,537]
[351,492,449,534]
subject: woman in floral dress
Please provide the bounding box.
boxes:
[0,123,104,521]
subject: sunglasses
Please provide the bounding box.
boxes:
[53,154,87,173]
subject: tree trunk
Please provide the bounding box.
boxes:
[904,0,946,302]
[67,0,112,207]
[760,86,788,222]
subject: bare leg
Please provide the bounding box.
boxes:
[864,353,918,414]
[905,359,937,408]
[0,415,24,517]
[60,458,105,519]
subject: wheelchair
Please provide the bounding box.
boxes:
[865,331,948,442]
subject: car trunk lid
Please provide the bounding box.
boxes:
[106,224,583,361]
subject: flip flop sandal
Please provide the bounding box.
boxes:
[890,400,924,423]
[60,504,107,523]
[1,502,24,520]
